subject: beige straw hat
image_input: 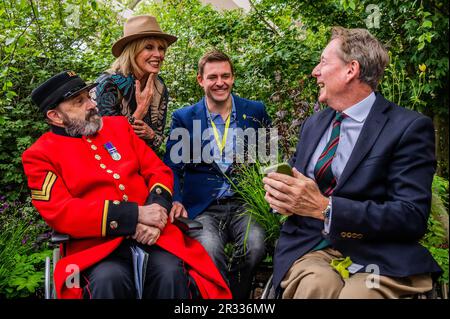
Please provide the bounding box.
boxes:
[112,15,177,57]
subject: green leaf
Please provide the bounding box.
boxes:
[349,0,356,11]
[422,20,432,28]
[6,91,18,99]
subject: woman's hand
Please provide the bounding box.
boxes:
[132,119,156,140]
[134,73,155,119]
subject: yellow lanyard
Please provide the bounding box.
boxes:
[210,114,231,155]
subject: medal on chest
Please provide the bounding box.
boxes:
[104,142,121,161]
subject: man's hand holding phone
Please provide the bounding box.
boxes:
[262,162,329,220]
[263,162,293,177]
[263,163,294,216]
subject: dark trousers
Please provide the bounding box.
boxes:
[190,196,266,299]
[82,240,199,299]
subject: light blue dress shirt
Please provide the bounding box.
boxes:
[205,96,237,198]
[306,92,376,233]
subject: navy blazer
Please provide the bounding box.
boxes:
[273,93,442,291]
[164,94,270,219]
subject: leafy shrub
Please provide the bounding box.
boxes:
[0,197,51,298]
[421,175,449,285]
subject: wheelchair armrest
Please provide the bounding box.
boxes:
[173,216,202,233]
[51,232,70,244]
[49,218,202,243]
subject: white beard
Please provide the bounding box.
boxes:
[62,109,103,137]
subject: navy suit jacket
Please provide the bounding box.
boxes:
[273,93,442,290]
[164,94,270,219]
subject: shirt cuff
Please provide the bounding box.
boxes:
[323,198,333,234]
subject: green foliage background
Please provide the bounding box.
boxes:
[0,0,448,297]
[1,0,448,200]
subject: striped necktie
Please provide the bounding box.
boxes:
[311,112,347,252]
[314,112,347,196]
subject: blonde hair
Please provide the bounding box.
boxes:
[110,37,168,76]
[331,26,389,90]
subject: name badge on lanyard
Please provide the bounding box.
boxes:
[210,115,231,155]
[104,142,121,161]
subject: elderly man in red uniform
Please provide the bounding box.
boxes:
[22,70,231,299]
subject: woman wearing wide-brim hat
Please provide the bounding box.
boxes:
[96,15,177,151]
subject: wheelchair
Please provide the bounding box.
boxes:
[44,216,202,299]
[259,273,449,299]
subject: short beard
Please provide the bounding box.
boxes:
[62,108,103,137]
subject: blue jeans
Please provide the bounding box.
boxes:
[191,197,266,299]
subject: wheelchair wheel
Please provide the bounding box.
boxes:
[44,256,51,299]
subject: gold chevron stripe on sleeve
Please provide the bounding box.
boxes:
[31,172,57,201]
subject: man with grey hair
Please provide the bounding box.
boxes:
[263,27,441,298]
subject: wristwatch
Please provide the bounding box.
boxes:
[321,196,332,221]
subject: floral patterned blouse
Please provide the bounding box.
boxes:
[95,72,169,151]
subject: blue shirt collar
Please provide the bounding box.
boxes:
[343,92,376,123]
[205,95,236,123]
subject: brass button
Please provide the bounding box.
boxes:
[155,187,162,194]
[95,155,101,160]
[113,200,120,205]
[119,184,125,191]
[86,138,92,143]
[91,145,97,150]
[109,220,118,229]
[357,234,363,239]
[351,233,357,238]
[113,173,120,180]
[122,194,128,201]
[106,170,113,174]
[347,232,352,238]
[100,164,106,169]
[341,232,346,238]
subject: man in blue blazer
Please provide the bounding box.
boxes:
[263,27,441,298]
[164,50,271,299]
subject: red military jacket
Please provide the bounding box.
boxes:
[22,116,231,299]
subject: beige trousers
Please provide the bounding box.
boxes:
[280,248,432,299]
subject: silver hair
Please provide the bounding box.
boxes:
[331,26,389,90]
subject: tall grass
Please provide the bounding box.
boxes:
[226,161,287,254]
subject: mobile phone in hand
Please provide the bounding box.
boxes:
[263,162,293,176]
